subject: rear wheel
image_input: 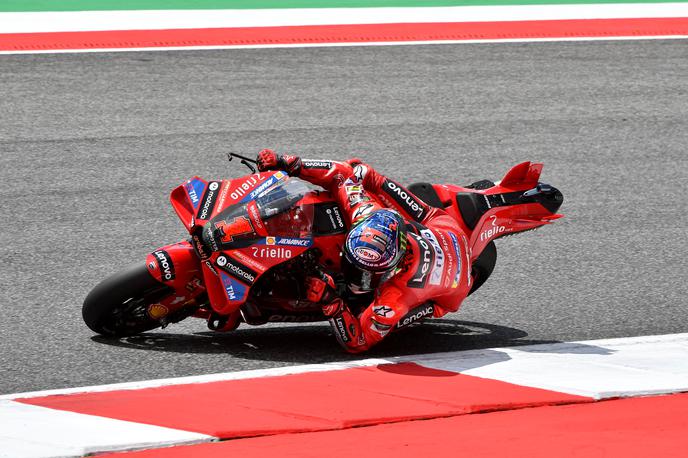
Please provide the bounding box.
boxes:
[82,263,173,337]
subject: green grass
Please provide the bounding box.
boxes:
[2,0,686,13]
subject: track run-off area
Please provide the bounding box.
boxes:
[1,1,687,456]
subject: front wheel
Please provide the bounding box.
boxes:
[82,263,173,337]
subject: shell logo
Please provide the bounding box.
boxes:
[266,236,277,245]
[148,304,169,320]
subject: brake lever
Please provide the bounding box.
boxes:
[227,152,258,173]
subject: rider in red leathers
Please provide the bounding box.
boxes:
[257,149,473,353]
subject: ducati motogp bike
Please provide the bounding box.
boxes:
[82,155,563,337]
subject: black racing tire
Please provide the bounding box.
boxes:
[467,240,497,297]
[82,263,173,337]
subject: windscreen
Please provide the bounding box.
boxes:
[203,177,315,250]
[255,179,314,238]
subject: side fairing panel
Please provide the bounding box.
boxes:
[144,241,205,320]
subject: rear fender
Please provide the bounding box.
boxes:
[144,241,206,319]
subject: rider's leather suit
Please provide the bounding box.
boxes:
[289,157,473,353]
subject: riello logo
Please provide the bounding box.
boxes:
[480,215,507,242]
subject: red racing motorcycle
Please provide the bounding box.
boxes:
[82,155,563,337]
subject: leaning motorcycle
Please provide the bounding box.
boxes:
[82,156,563,337]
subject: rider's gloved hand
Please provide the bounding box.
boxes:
[256,149,302,175]
[257,149,280,171]
[306,272,345,317]
[306,271,337,304]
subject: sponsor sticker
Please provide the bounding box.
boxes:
[216,255,258,285]
[352,203,375,222]
[372,305,395,318]
[352,164,368,183]
[197,181,221,220]
[333,316,351,343]
[153,250,175,282]
[382,179,427,221]
[276,237,312,247]
[229,176,259,202]
[326,207,345,231]
[420,228,444,286]
[231,250,265,271]
[242,172,286,203]
[251,246,293,259]
[480,215,508,242]
[184,178,206,210]
[191,233,210,260]
[395,303,434,329]
[302,160,333,169]
[219,271,247,302]
[449,232,462,288]
[355,246,381,262]
[247,201,265,232]
[348,193,371,208]
[406,233,434,289]
[147,304,169,320]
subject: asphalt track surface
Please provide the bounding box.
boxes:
[1,40,687,395]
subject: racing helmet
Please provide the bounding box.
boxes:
[342,209,407,293]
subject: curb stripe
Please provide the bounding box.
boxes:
[1,18,688,52]
[3,333,687,400]
[0,400,212,458]
[98,393,688,458]
[18,364,591,438]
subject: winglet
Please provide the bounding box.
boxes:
[500,161,543,189]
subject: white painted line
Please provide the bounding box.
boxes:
[1,4,687,34]
[0,400,212,458]
[1,34,687,56]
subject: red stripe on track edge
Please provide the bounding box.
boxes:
[1,18,688,51]
[100,392,688,457]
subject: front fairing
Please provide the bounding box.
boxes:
[200,176,319,315]
[170,171,347,316]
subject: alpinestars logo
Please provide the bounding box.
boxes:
[373,305,394,318]
[352,203,375,221]
[153,250,175,282]
[382,180,427,221]
[197,181,220,220]
[216,255,257,285]
[396,304,434,329]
